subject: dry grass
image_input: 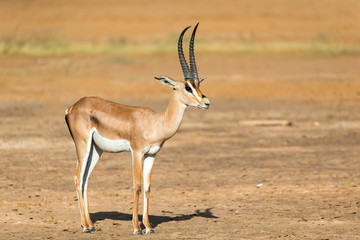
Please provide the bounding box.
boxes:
[1,36,359,56]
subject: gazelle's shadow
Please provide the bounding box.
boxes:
[91,208,218,228]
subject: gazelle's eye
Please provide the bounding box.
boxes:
[185,84,192,93]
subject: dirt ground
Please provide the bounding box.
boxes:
[1,1,360,240]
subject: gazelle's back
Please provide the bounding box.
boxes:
[67,96,157,141]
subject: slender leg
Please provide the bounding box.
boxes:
[73,139,90,232]
[83,142,102,232]
[74,134,102,233]
[143,154,155,234]
[131,150,143,235]
[74,160,87,231]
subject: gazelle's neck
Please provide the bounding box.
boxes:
[161,90,187,140]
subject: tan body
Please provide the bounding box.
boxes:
[65,24,210,235]
[67,93,185,152]
[66,76,209,234]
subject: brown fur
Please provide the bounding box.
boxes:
[65,78,210,234]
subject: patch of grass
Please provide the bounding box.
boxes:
[202,41,360,55]
[0,36,175,56]
[0,35,70,55]
[0,35,359,56]
[108,36,128,46]
[106,56,133,64]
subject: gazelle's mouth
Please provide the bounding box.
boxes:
[197,103,210,110]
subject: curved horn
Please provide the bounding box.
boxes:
[178,26,192,80]
[189,22,199,80]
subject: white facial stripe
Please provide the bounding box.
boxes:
[187,82,202,102]
[92,127,131,153]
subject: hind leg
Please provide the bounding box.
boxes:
[74,135,102,233]
[83,143,102,232]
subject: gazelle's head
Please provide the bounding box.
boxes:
[155,23,210,110]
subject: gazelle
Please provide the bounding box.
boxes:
[65,23,210,235]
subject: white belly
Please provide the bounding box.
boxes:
[92,128,131,153]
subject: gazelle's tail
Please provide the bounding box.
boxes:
[65,106,74,141]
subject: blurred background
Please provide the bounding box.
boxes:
[1,0,360,101]
[1,1,360,239]
[2,0,360,44]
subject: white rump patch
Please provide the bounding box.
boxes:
[91,128,131,153]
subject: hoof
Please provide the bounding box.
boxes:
[83,227,95,233]
[134,231,143,235]
[83,229,92,233]
[146,230,155,234]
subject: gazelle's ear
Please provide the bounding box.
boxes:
[199,77,207,83]
[154,75,178,89]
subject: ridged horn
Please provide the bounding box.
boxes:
[178,26,192,80]
[189,22,199,80]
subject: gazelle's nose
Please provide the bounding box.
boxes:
[202,97,210,109]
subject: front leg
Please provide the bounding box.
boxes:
[143,154,155,234]
[131,150,143,235]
